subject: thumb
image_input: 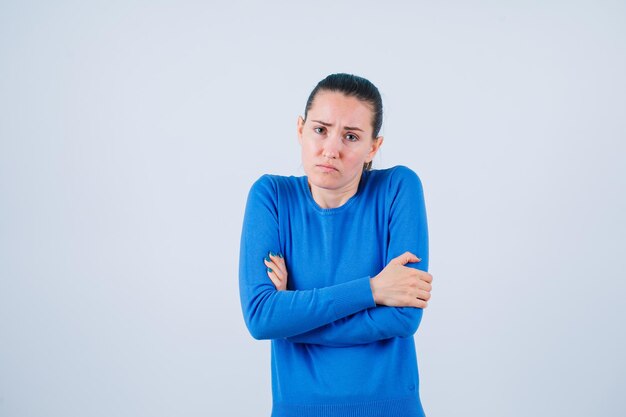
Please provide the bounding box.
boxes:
[392,251,421,265]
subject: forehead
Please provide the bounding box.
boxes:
[308,91,373,130]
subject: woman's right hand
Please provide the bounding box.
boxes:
[370,252,433,308]
[264,251,288,291]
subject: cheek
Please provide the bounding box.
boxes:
[303,139,321,156]
[345,147,369,164]
[300,139,316,162]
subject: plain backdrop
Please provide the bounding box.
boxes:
[1,1,625,416]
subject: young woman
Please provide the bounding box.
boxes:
[239,73,433,417]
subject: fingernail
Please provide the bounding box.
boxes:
[264,256,271,262]
[267,267,273,273]
[416,258,421,261]
[278,252,283,258]
[269,251,275,257]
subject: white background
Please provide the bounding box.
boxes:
[1,1,625,416]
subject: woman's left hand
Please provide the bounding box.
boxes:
[264,252,288,291]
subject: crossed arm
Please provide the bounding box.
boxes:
[239,168,432,346]
[239,175,378,340]
[265,216,432,347]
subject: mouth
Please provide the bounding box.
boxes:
[316,164,338,172]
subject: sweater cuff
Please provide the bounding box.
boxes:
[325,276,376,320]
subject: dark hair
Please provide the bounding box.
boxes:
[303,73,383,171]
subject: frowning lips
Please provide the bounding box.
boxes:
[316,164,339,172]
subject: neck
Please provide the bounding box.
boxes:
[308,175,362,209]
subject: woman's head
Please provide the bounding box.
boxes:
[297,73,384,197]
[303,74,383,171]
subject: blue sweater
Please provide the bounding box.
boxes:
[239,165,429,417]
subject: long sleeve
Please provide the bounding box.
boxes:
[239,175,376,340]
[286,166,429,346]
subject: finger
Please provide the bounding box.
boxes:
[266,267,282,288]
[415,289,431,302]
[417,271,433,284]
[269,253,287,276]
[392,251,421,266]
[412,298,428,309]
[267,252,286,271]
[264,258,285,282]
[417,280,432,293]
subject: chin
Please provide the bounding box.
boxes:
[308,172,342,189]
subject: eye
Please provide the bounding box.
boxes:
[313,126,326,134]
[345,133,359,142]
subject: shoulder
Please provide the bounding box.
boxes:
[369,165,425,193]
[246,173,303,205]
[368,166,427,222]
[249,173,301,192]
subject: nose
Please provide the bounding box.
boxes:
[322,134,341,159]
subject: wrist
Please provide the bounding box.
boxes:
[369,277,380,305]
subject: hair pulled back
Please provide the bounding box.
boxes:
[303,73,383,171]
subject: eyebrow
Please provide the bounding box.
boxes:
[311,120,364,132]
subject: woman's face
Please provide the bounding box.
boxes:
[297,91,383,193]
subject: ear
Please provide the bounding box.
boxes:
[297,116,305,145]
[365,136,384,162]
